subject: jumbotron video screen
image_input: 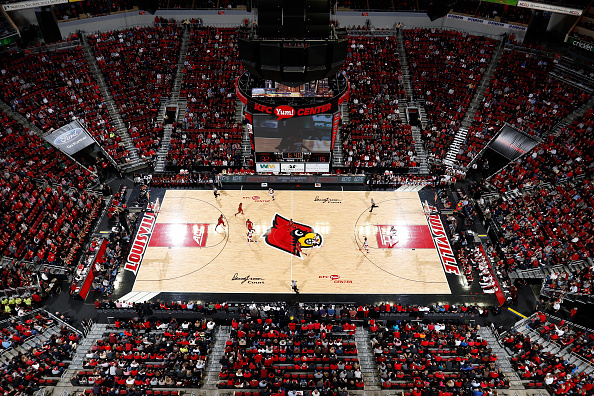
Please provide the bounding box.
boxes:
[252,113,333,153]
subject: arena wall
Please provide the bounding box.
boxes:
[53,9,528,40]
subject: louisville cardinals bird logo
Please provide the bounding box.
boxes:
[263,214,323,258]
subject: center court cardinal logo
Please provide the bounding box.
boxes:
[263,214,323,258]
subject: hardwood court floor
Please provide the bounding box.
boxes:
[131,190,451,295]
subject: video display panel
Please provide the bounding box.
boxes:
[253,113,333,153]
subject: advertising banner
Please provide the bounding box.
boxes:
[280,163,306,173]
[446,13,527,30]
[221,174,366,184]
[256,162,281,173]
[305,163,331,173]
[43,120,94,155]
[2,0,68,11]
[568,37,594,53]
[517,1,582,15]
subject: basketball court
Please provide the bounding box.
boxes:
[125,190,453,295]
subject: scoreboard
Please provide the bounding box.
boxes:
[255,152,331,163]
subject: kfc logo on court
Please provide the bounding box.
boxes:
[319,274,352,283]
[243,195,271,203]
[274,105,295,120]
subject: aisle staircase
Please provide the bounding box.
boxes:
[410,125,429,174]
[57,323,109,387]
[397,30,430,174]
[204,325,231,389]
[521,320,594,375]
[547,96,594,139]
[332,102,350,167]
[154,28,191,173]
[396,29,413,100]
[80,35,145,172]
[478,326,524,390]
[354,326,380,391]
[445,43,505,169]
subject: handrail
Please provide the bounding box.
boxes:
[44,309,83,336]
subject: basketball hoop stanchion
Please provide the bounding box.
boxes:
[148,198,160,214]
[423,200,440,217]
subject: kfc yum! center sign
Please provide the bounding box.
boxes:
[252,103,334,119]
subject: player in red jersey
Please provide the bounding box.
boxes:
[294,242,307,257]
[215,214,225,231]
[235,202,244,217]
[246,218,254,231]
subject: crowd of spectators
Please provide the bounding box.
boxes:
[71,317,213,390]
[571,326,594,365]
[505,317,594,393]
[459,48,591,167]
[403,29,497,162]
[0,260,39,303]
[168,27,243,169]
[0,311,79,393]
[0,45,129,164]
[485,177,593,272]
[53,0,136,21]
[342,35,415,172]
[370,318,508,393]
[488,108,594,194]
[0,110,97,189]
[543,266,593,299]
[149,171,220,188]
[88,24,183,162]
[0,173,104,268]
[218,318,362,392]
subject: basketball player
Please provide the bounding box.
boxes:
[361,236,370,253]
[215,214,225,231]
[213,185,220,199]
[246,218,254,231]
[247,228,258,245]
[369,198,378,213]
[291,280,299,294]
[235,202,244,217]
[294,242,307,257]
[389,226,399,248]
[287,218,295,232]
[269,188,275,201]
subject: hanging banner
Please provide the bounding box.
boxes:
[517,1,582,15]
[43,120,95,155]
[2,0,67,11]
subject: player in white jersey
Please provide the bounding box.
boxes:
[247,228,258,244]
[269,188,275,201]
[361,236,370,253]
[389,226,399,248]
